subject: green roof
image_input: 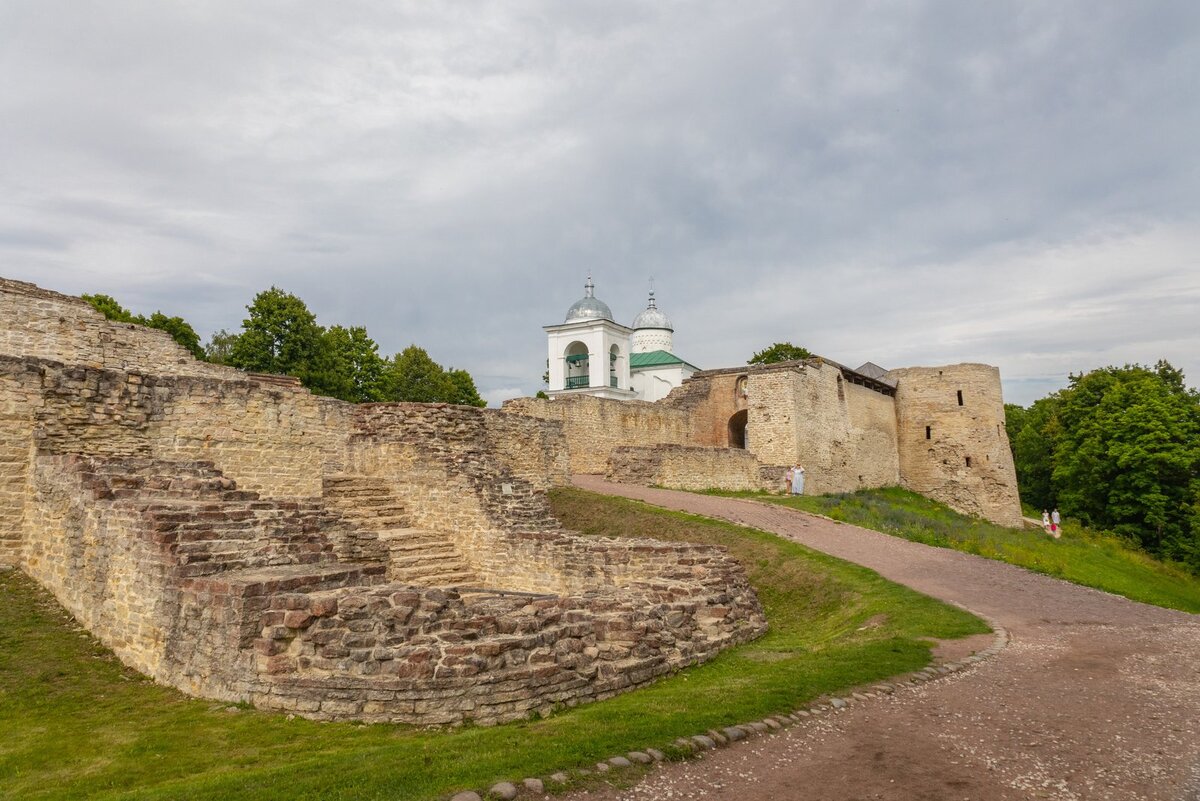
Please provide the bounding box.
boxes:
[629,350,699,371]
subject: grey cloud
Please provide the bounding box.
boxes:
[2,1,1198,407]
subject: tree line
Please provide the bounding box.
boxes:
[1005,361,1200,572]
[83,288,485,407]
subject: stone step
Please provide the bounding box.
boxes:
[383,536,459,554]
[338,512,410,527]
[387,548,467,569]
[181,561,386,596]
[389,565,477,587]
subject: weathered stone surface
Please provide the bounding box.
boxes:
[607,444,761,492]
[890,364,1022,527]
[0,277,768,727]
[505,357,1021,526]
[521,777,544,793]
[488,781,518,800]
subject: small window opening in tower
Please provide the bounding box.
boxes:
[957,389,963,406]
[965,456,972,467]
[836,374,844,401]
[925,425,931,440]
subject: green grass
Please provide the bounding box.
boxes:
[714,486,1200,614]
[0,490,986,801]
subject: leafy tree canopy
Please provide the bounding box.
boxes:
[325,325,387,404]
[748,342,814,365]
[384,347,485,407]
[143,312,203,360]
[1007,362,1200,571]
[82,293,137,323]
[83,294,204,359]
[83,286,489,408]
[203,329,240,365]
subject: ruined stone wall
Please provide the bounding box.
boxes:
[742,363,900,494]
[0,277,239,380]
[0,276,769,725]
[21,455,168,674]
[149,378,349,499]
[607,445,763,491]
[0,359,39,564]
[890,364,1023,527]
[19,448,765,726]
[660,370,746,447]
[502,395,692,474]
[479,409,571,490]
[743,368,804,468]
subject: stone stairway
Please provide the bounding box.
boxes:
[322,474,478,587]
[72,456,342,578]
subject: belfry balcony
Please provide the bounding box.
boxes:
[565,376,590,389]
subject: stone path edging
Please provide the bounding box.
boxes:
[445,608,1009,801]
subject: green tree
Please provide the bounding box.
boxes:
[386,346,449,403]
[143,312,204,360]
[1052,365,1200,563]
[325,325,387,403]
[82,293,137,323]
[204,329,240,364]
[445,368,486,407]
[748,342,813,364]
[83,293,205,360]
[383,347,486,406]
[1012,363,1200,570]
[1010,397,1060,511]
[227,287,346,396]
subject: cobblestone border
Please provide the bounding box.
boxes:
[446,614,1010,801]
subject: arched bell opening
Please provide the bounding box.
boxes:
[564,341,589,389]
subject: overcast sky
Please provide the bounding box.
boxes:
[2,1,1197,406]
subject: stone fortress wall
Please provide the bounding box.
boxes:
[891,364,1023,527]
[503,355,1022,527]
[0,277,767,725]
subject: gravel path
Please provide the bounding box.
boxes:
[564,477,1200,801]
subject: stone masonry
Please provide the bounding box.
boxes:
[607,445,762,492]
[0,277,767,725]
[504,357,1022,526]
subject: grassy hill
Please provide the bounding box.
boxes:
[721,486,1200,614]
[0,489,985,801]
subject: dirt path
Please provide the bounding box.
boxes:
[564,477,1200,801]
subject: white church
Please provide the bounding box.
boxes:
[545,277,699,402]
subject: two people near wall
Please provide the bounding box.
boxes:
[1042,508,1062,539]
[784,464,805,496]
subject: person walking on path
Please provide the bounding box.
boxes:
[1051,508,1062,538]
[791,464,805,496]
[1042,510,1051,533]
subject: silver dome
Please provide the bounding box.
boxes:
[631,290,673,331]
[564,276,614,323]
